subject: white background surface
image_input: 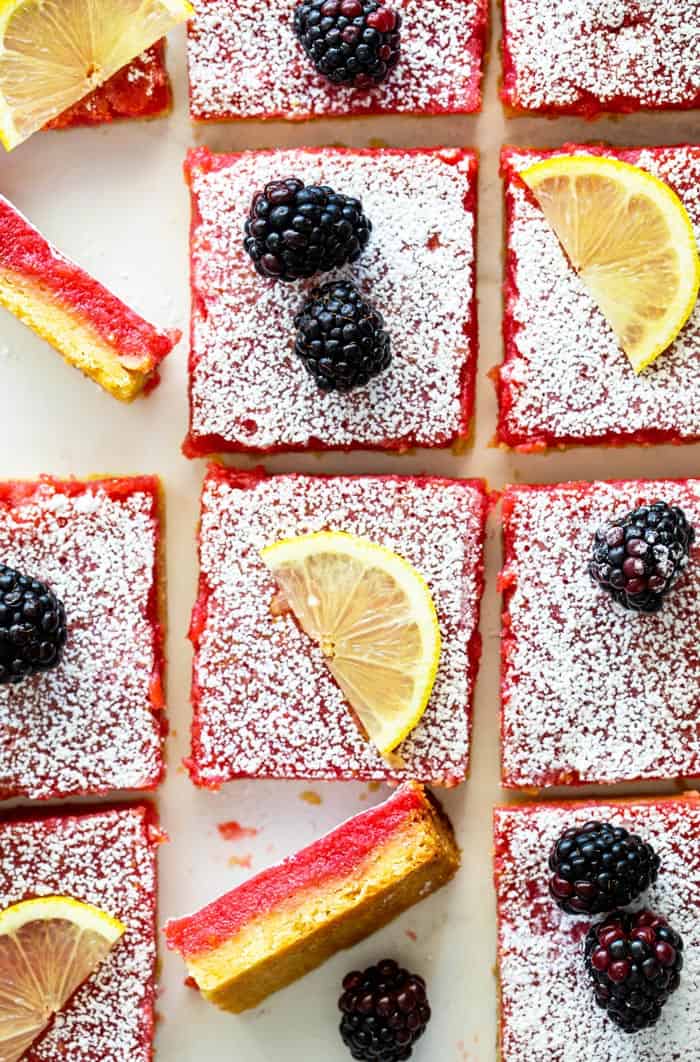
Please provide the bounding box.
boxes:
[0,11,699,1060]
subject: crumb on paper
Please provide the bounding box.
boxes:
[228,854,253,869]
[299,790,322,805]
[217,820,258,841]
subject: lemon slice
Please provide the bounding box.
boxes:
[0,896,124,1061]
[0,0,193,150]
[261,531,441,756]
[521,155,700,373]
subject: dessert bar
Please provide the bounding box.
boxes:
[0,476,166,801]
[501,0,700,117]
[500,479,700,788]
[0,195,179,401]
[0,803,160,1061]
[498,145,700,450]
[166,782,459,1012]
[494,794,700,1061]
[184,146,478,455]
[188,464,487,787]
[188,0,488,121]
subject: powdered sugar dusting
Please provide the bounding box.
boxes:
[186,148,477,454]
[0,479,164,800]
[0,805,157,1062]
[499,146,700,448]
[502,0,700,113]
[188,0,486,119]
[501,480,700,788]
[189,467,487,786]
[495,797,700,1061]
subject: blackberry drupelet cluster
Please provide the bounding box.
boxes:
[294,0,401,87]
[0,564,67,685]
[548,820,660,916]
[589,500,695,613]
[294,280,391,392]
[585,910,684,1033]
[244,178,372,282]
[339,959,431,1061]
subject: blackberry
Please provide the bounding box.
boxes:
[339,959,430,1061]
[294,0,401,87]
[0,564,67,685]
[589,500,695,613]
[548,820,660,916]
[243,178,371,282]
[585,910,683,1033]
[294,280,391,392]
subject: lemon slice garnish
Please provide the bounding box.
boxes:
[521,155,700,373]
[0,0,193,150]
[0,895,124,1061]
[261,531,441,757]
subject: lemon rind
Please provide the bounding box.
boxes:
[0,895,125,943]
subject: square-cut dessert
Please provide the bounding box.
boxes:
[46,43,171,130]
[501,0,700,116]
[0,195,180,401]
[188,463,487,787]
[498,145,700,450]
[0,803,160,1061]
[188,0,488,121]
[0,476,166,801]
[494,793,700,1061]
[500,479,700,789]
[184,146,478,455]
[166,782,459,1012]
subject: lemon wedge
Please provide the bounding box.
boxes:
[0,895,125,1061]
[0,0,193,150]
[261,531,441,757]
[521,155,700,373]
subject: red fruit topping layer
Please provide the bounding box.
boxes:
[188,0,487,120]
[46,43,171,130]
[500,479,700,788]
[166,783,429,958]
[0,803,159,1062]
[0,195,179,380]
[184,146,478,456]
[501,0,700,116]
[494,794,700,1061]
[0,476,166,801]
[497,145,700,451]
[187,464,487,787]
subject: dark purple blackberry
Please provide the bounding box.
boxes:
[294,0,401,87]
[0,564,67,685]
[294,280,391,393]
[548,820,660,916]
[585,910,683,1033]
[339,960,430,1061]
[589,500,695,613]
[244,178,371,283]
